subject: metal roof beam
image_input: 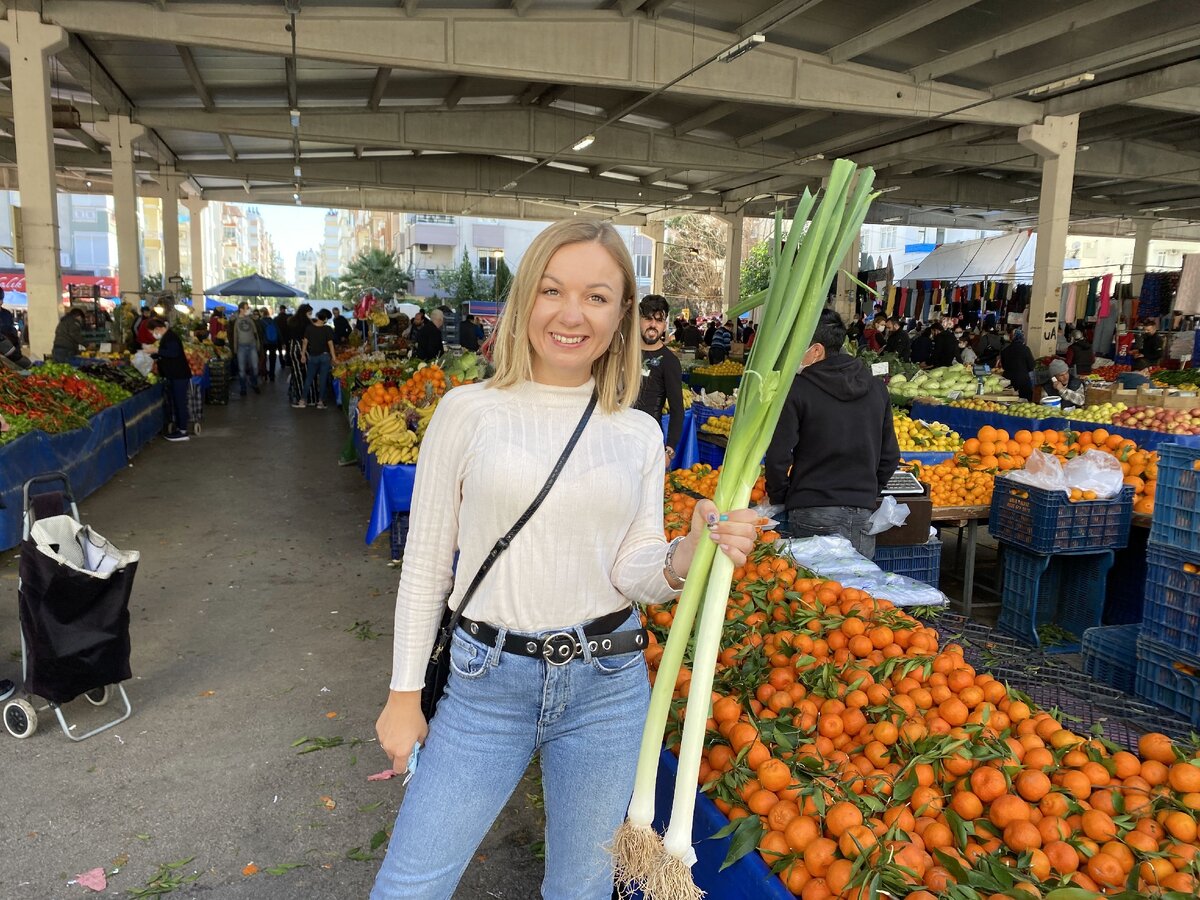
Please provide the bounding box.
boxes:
[175,44,214,110]
[827,0,981,64]
[671,102,737,137]
[736,0,829,40]
[285,57,298,109]
[442,76,471,109]
[44,2,1040,126]
[641,167,683,184]
[911,0,1159,83]
[367,67,392,111]
[1047,59,1200,116]
[1130,87,1200,116]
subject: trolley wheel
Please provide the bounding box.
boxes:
[84,686,111,707]
[192,423,202,435]
[4,698,38,738]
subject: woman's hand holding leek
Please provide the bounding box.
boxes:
[674,499,759,572]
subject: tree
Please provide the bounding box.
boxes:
[141,272,192,297]
[740,240,771,298]
[337,248,411,303]
[662,214,727,319]
[435,249,481,302]
[308,275,339,300]
[493,256,513,302]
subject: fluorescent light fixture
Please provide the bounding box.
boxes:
[1026,72,1095,96]
[84,180,92,188]
[572,134,596,152]
[293,164,302,177]
[718,33,765,63]
[289,108,301,128]
[798,153,825,164]
[878,186,901,194]
[1010,196,1039,204]
[675,193,693,201]
[1143,206,1171,213]
[502,181,518,190]
[882,216,902,223]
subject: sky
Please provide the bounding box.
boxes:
[240,203,329,283]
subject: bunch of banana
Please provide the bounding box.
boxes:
[365,411,421,465]
[414,403,436,440]
[359,404,399,433]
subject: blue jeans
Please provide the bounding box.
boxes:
[370,609,649,900]
[236,344,259,392]
[302,352,330,402]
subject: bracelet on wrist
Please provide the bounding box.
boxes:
[664,535,686,591]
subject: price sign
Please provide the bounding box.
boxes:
[871,362,889,376]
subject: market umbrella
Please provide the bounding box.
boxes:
[204,297,239,311]
[203,272,307,298]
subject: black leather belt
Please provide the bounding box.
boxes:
[458,607,647,666]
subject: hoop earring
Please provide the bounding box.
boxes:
[610,329,626,353]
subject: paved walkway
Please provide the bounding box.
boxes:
[1,382,545,899]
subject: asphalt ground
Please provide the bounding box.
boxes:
[1,381,547,899]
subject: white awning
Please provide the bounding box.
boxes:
[903,231,1032,283]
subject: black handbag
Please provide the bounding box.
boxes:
[420,394,597,719]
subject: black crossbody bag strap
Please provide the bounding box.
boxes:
[431,393,597,662]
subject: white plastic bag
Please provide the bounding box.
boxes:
[866,495,910,535]
[1007,450,1068,494]
[785,535,948,608]
[131,350,155,377]
[1063,449,1125,499]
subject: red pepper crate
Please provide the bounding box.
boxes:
[1148,443,1200,555]
[989,478,1133,554]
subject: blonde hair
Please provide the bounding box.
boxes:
[490,220,642,413]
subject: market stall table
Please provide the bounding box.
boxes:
[931,504,990,618]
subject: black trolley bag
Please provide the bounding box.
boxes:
[4,473,136,740]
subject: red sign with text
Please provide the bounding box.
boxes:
[0,273,119,296]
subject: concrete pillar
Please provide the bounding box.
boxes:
[641,221,666,298]
[0,10,67,359]
[721,211,744,315]
[1130,217,1154,302]
[1017,114,1079,359]
[159,169,182,301]
[96,115,146,307]
[183,197,208,314]
[834,230,863,324]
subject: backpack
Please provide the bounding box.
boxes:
[264,319,279,345]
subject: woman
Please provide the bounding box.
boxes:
[147,318,192,441]
[285,303,314,406]
[371,221,758,899]
[999,328,1036,401]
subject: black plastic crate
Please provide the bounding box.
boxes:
[1103,525,1147,625]
[1082,624,1140,693]
[989,478,1133,554]
[996,546,1113,652]
[1135,632,1200,727]
[1148,443,1200,555]
[873,539,941,587]
[1141,542,1200,657]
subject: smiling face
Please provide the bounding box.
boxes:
[526,240,628,387]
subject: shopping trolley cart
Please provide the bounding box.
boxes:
[3,473,137,740]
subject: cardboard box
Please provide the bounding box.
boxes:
[875,485,934,547]
[1136,386,1200,410]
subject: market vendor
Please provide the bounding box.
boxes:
[50,308,85,363]
[1035,359,1086,409]
[765,309,900,558]
[632,294,684,464]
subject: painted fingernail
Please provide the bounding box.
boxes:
[709,531,721,542]
[706,512,718,525]
[719,514,729,522]
[720,544,731,554]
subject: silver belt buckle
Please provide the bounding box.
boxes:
[542,631,578,666]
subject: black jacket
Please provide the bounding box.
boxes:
[415,320,444,361]
[977,331,1003,365]
[1000,340,1036,399]
[929,330,959,368]
[911,332,932,364]
[1141,331,1163,364]
[765,353,900,511]
[152,329,191,380]
[884,329,911,362]
[1065,339,1095,375]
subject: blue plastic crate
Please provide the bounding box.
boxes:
[873,539,942,587]
[997,546,1113,651]
[899,451,955,465]
[1149,443,1200,555]
[691,403,735,426]
[1081,624,1140,693]
[1104,525,1148,625]
[1135,633,1200,727]
[989,478,1133,554]
[1141,542,1200,657]
[696,437,726,468]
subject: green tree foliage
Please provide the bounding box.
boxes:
[337,248,411,303]
[308,274,339,300]
[141,272,192,297]
[740,240,771,298]
[435,249,482,302]
[493,256,513,302]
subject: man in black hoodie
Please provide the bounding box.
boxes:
[765,309,900,559]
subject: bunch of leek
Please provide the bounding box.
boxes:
[613,158,878,899]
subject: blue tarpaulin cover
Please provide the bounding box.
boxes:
[119,389,165,458]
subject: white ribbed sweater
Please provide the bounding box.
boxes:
[389,378,675,691]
